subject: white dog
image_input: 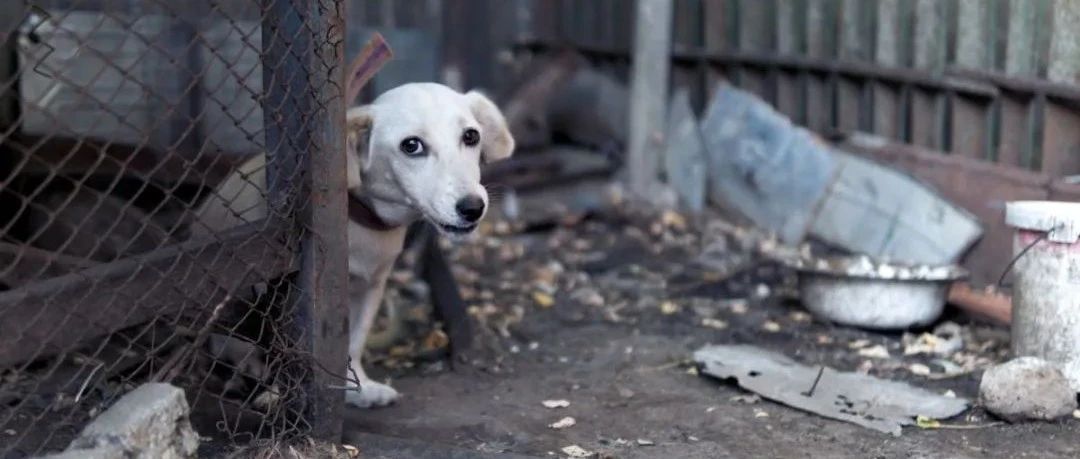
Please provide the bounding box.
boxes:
[193,83,514,408]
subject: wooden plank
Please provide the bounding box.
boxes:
[951,94,991,160]
[913,0,947,72]
[834,0,870,133]
[775,71,802,121]
[738,0,774,53]
[673,0,699,49]
[0,222,293,368]
[1047,0,1080,84]
[1040,100,1080,176]
[872,84,901,139]
[774,2,802,122]
[997,95,1032,167]
[955,0,992,70]
[702,0,729,52]
[874,0,901,139]
[533,0,558,42]
[627,0,674,197]
[805,0,836,59]
[1005,0,1042,76]
[836,78,861,133]
[951,0,993,159]
[806,75,831,133]
[875,0,902,67]
[0,242,96,288]
[775,0,801,55]
[1050,179,1080,201]
[805,0,835,131]
[909,0,947,149]
[838,0,873,61]
[1040,0,1080,176]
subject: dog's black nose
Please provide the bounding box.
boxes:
[455,196,485,223]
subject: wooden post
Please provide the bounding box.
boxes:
[952,0,993,160]
[1041,0,1080,176]
[261,0,349,442]
[627,0,673,199]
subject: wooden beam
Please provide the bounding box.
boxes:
[0,220,294,368]
[0,242,96,288]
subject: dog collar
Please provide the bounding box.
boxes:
[347,194,401,231]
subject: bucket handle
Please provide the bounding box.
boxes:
[997,223,1065,288]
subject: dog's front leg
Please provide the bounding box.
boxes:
[345,268,400,408]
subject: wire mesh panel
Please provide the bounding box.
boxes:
[0,0,348,456]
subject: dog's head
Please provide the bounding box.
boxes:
[345,83,514,235]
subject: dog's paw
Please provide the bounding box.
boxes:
[344,379,400,408]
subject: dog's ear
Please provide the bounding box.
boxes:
[465,90,515,163]
[345,105,375,189]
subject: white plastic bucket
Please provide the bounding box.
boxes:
[1005,200,1080,391]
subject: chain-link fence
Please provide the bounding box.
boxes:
[0,0,349,456]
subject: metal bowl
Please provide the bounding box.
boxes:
[786,255,969,330]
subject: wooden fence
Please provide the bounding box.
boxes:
[516,0,1080,178]
[351,0,1080,284]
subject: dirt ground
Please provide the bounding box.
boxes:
[344,207,1080,459]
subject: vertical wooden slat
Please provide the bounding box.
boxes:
[909,0,947,149]
[999,0,1047,169]
[873,0,901,139]
[735,0,772,101]
[1047,0,1080,83]
[1005,0,1040,76]
[1039,0,1080,177]
[703,0,729,54]
[836,0,870,133]
[951,0,993,160]
[774,1,801,121]
[702,0,729,103]
[671,0,697,97]
[533,0,558,42]
[804,0,834,132]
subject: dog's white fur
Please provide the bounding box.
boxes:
[192,83,514,408]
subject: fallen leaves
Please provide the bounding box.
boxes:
[548,416,576,429]
[561,445,592,457]
[421,329,449,351]
[532,291,555,308]
[542,399,571,409]
[701,318,729,330]
[915,415,941,429]
[908,363,931,376]
[903,322,963,357]
[660,301,680,315]
[730,394,761,404]
[857,345,891,359]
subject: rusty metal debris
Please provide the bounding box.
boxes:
[693,345,970,436]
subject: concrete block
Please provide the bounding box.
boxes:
[66,383,199,459]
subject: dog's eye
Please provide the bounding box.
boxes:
[399,137,425,156]
[462,128,480,147]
